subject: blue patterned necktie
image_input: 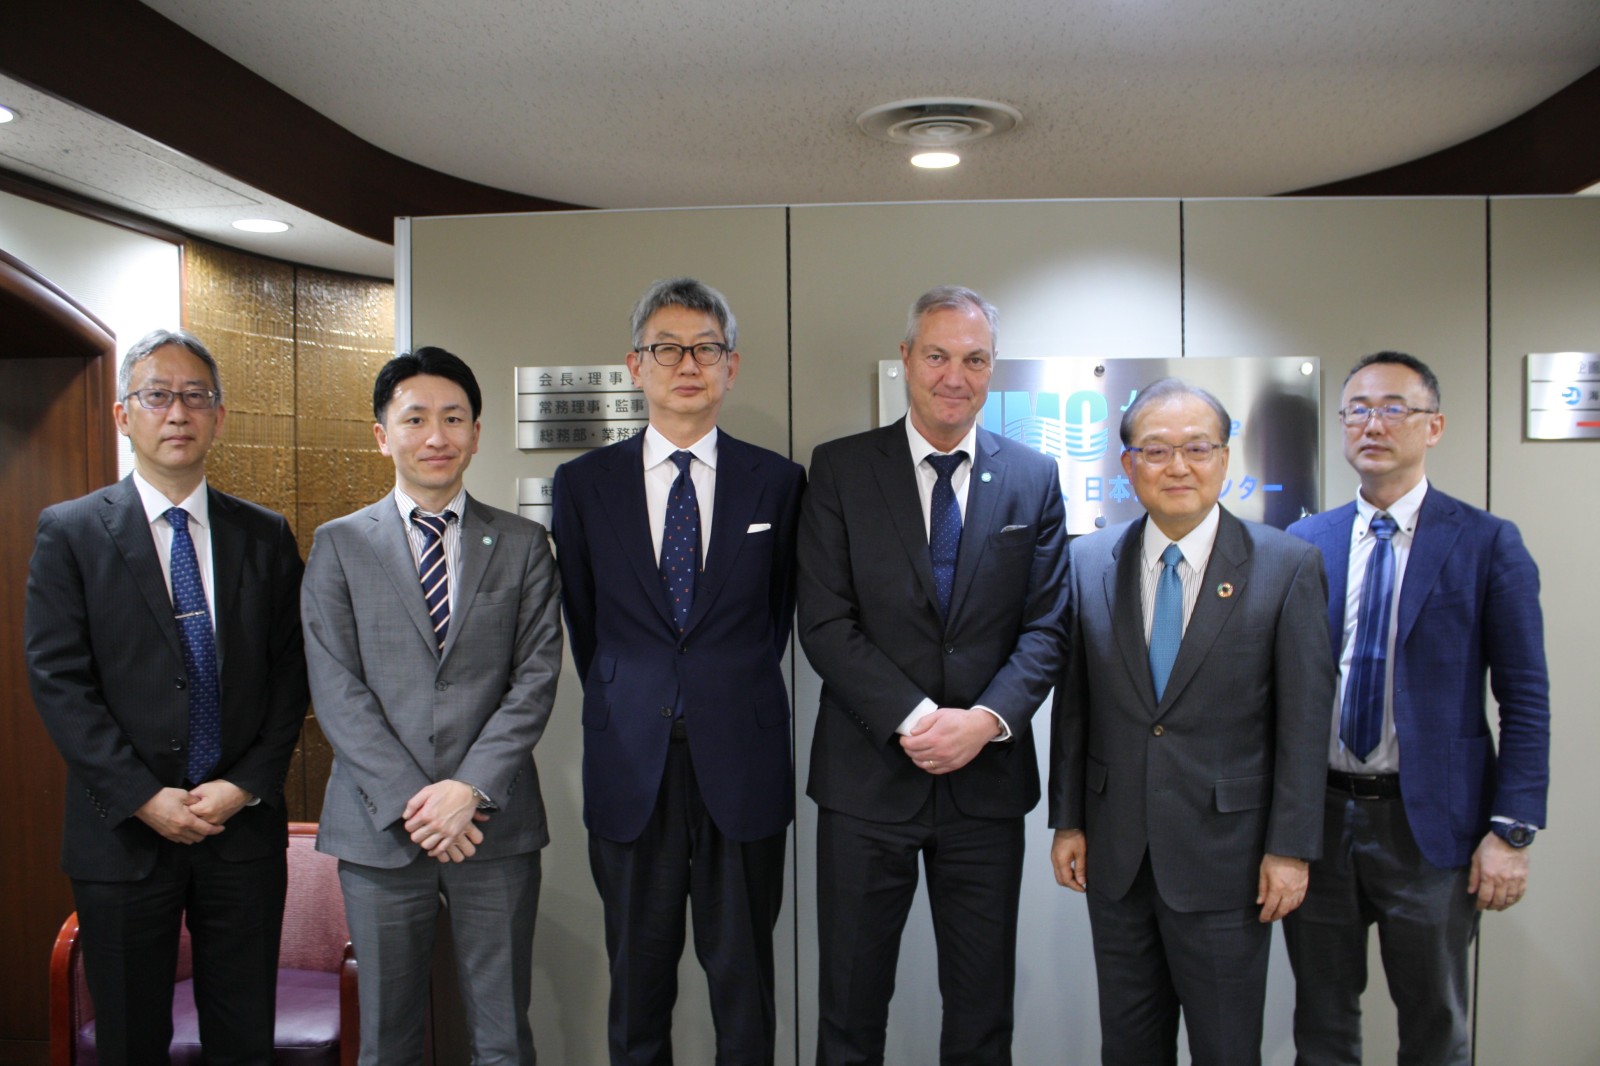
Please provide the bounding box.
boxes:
[413,510,455,652]
[659,450,699,632]
[1148,543,1184,702]
[926,452,966,620]
[166,507,221,784]
[1341,512,1399,760]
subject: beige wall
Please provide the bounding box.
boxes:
[405,196,1599,1066]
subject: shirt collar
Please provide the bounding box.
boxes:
[905,418,979,467]
[643,424,718,471]
[1356,477,1428,537]
[394,486,467,522]
[1142,503,1222,571]
[133,471,210,529]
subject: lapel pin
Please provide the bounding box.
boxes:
[979,471,993,483]
[1216,582,1234,599]
[483,536,494,546]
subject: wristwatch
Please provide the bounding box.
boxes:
[469,785,496,811]
[1491,821,1536,848]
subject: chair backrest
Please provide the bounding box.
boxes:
[278,821,351,973]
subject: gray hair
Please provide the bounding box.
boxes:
[1119,377,1231,447]
[629,278,738,351]
[903,286,1000,353]
[118,328,223,403]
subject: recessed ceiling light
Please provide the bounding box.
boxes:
[232,218,291,233]
[911,151,961,169]
[0,105,17,124]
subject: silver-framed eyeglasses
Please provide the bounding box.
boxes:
[637,342,729,367]
[121,388,221,410]
[1125,441,1226,466]
[1338,403,1437,426]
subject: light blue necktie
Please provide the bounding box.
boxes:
[1148,543,1184,702]
[1341,512,1398,759]
[166,507,221,783]
[659,451,699,632]
[926,452,967,620]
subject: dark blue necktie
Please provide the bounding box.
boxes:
[413,510,455,651]
[1341,512,1399,760]
[926,452,966,620]
[1148,543,1184,701]
[166,507,221,784]
[660,451,699,632]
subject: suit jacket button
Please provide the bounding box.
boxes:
[170,738,183,750]
[1152,725,1164,737]
[435,681,449,691]
[944,644,956,655]
[660,706,673,717]
[174,677,186,689]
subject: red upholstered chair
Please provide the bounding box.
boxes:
[50,822,360,1066]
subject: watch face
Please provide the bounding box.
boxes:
[1509,825,1534,847]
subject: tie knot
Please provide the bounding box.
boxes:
[412,510,454,541]
[669,450,695,476]
[165,507,189,531]
[1160,543,1183,568]
[926,452,967,481]
[1370,513,1398,540]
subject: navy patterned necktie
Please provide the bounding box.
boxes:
[166,507,221,784]
[1148,543,1184,701]
[413,510,455,652]
[1341,512,1399,759]
[926,452,967,619]
[659,450,699,632]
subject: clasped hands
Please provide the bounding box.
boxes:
[899,707,1002,775]
[134,780,253,844]
[404,779,491,863]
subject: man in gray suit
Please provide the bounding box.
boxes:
[1048,377,1332,1066]
[302,346,562,1065]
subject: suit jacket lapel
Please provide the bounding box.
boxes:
[444,496,497,660]
[869,422,942,619]
[1108,518,1157,708]
[1396,489,1461,647]
[365,495,441,656]
[947,428,1003,622]
[207,489,244,673]
[684,434,761,636]
[596,433,679,634]
[102,477,184,663]
[1161,508,1248,712]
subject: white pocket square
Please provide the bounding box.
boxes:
[747,522,772,533]
[1002,524,1029,532]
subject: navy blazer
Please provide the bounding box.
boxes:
[552,431,805,844]
[1288,487,1550,869]
[798,421,1070,823]
[25,477,308,880]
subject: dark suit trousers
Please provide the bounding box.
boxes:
[1283,789,1478,1066]
[1086,853,1270,1066]
[815,780,1025,1066]
[71,838,287,1066]
[589,727,788,1066]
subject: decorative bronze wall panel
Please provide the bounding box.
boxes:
[183,241,394,822]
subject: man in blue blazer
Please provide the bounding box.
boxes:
[799,287,1069,1064]
[1284,351,1550,1066]
[552,278,805,1064]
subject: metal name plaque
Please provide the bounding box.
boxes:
[878,357,1321,534]
[1525,352,1600,441]
[516,477,554,530]
[514,365,646,450]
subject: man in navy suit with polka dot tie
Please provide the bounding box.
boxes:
[553,278,805,1064]
[26,328,308,1064]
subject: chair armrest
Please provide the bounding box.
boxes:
[49,912,85,1066]
[339,942,359,1066]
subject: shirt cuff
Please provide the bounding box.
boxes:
[896,699,938,736]
[973,705,1011,742]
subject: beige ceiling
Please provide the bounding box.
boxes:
[4,0,1599,277]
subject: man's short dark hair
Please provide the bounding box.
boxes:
[1119,377,1232,448]
[630,278,738,351]
[373,346,483,423]
[1343,350,1442,409]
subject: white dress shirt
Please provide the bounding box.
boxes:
[132,471,216,628]
[1139,504,1222,645]
[395,485,468,615]
[642,424,717,563]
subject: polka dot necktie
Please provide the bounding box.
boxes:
[413,510,455,652]
[926,452,967,620]
[1341,512,1398,760]
[165,507,221,784]
[659,451,699,632]
[1148,543,1184,702]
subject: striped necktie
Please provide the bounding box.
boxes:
[413,510,455,651]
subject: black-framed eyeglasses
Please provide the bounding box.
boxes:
[1338,403,1437,427]
[121,388,221,410]
[1125,441,1226,466]
[637,342,729,367]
